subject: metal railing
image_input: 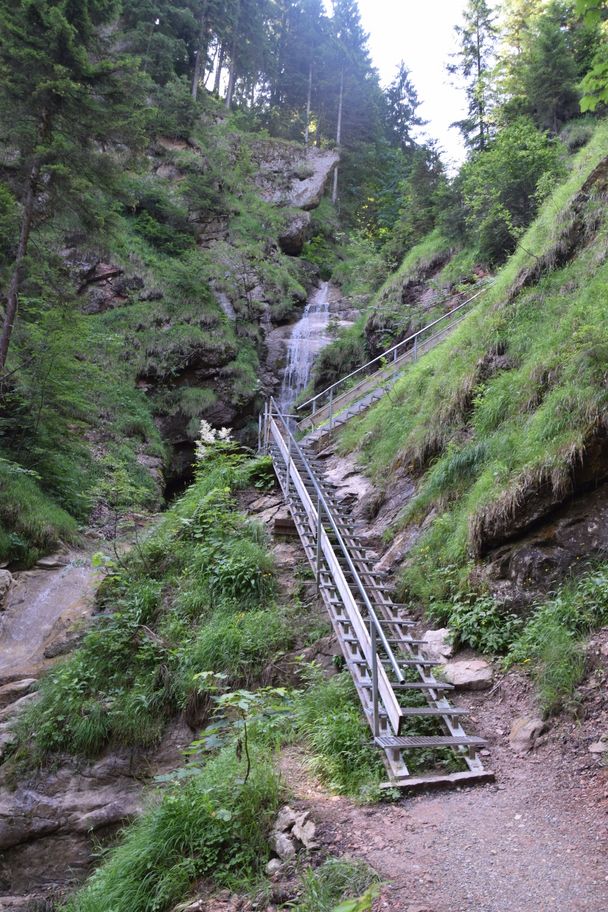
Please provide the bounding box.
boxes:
[263,397,405,735]
[296,281,492,428]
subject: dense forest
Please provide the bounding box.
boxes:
[2,0,608,910]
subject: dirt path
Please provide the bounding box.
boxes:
[0,549,99,683]
[280,672,608,912]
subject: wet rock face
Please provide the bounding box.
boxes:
[481,482,608,609]
[0,721,193,908]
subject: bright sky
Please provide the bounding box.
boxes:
[356,0,470,168]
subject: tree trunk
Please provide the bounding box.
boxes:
[213,43,225,95]
[331,68,344,205]
[225,0,240,109]
[191,0,210,100]
[304,61,313,146]
[476,19,485,151]
[0,158,40,370]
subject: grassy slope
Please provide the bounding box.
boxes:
[9,442,384,911]
[339,121,608,626]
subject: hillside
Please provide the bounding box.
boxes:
[3,1,608,911]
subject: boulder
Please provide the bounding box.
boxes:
[441,658,493,690]
[292,812,317,849]
[278,210,311,256]
[0,569,13,610]
[0,691,38,723]
[423,628,455,662]
[509,717,547,754]
[588,739,608,754]
[266,858,283,877]
[273,805,298,833]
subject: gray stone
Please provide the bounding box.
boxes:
[273,804,298,833]
[266,858,283,877]
[0,691,38,723]
[278,210,311,256]
[423,628,455,662]
[0,569,13,610]
[35,554,67,570]
[0,678,37,710]
[509,717,548,754]
[441,658,493,690]
[292,812,317,849]
[588,740,608,754]
[270,831,297,861]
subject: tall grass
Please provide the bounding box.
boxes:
[65,745,280,912]
[339,121,608,607]
[15,449,290,761]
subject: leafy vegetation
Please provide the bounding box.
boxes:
[65,744,280,912]
[15,436,291,760]
[292,859,379,912]
[340,121,608,614]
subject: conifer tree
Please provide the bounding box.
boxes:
[0,0,146,369]
[384,61,425,151]
[521,4,579,131]
[449,0,498,151]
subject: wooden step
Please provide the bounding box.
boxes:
[375,734,487,749]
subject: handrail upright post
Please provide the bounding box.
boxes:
[329,388,333,432]
[312,398,317,416]
[257,411,262,453]
[413,336,418,361]
[315,495,322,592]
[285,432,292,499]
[371,618,379,736]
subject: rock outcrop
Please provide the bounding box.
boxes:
[0,721,193,908]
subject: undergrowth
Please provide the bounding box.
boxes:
[64,743,280,912]
[15,438,292,761]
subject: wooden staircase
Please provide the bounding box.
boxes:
[262,401,494,789]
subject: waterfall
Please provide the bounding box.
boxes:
[279,281,332,412]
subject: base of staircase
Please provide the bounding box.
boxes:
[381,769,496,791]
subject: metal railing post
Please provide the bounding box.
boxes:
[257,411,262,453]
[315,495,323,592]
[329,388,333,431]
[413,335,418,361]
[370,617,379,736]
[295,283,491,419]
[285,432,292,498]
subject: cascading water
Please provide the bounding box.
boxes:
[279,281,332,412]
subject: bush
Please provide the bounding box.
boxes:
[16,443,281,760]
[460,118,565,264]
[506,565,608,713]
